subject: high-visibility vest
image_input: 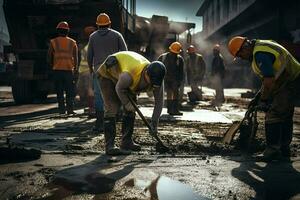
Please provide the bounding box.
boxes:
[98,51,150,92]
[79,45,89,73]
[251,40,300,81]
[50,36,77,71]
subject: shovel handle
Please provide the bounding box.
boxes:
[127,95,152,130]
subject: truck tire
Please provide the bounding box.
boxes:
[12,80,33,104]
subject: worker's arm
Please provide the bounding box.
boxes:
[254,52,276,100]
[118,34,128,51]
[47,42,54,69]
[151,83,164,131]
[73,42,78,72]
[87,38,94,73]
[115,72,133,106]
[178,57,184,83]
[199,56,206,81]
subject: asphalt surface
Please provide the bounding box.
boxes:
[0,87,300,200]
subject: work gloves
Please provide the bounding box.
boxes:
[256,100,271,112]
[124,101,135,113]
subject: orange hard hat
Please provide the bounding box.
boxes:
[84,26,96,36]
[169,42,182,54]
[56,21,70,30]
[213,44,220,51]
[96,13,111,26]
[228,36,246,57]
[187,45,196,53]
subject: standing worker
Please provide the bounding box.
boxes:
[186,45,206,102]
[97,51,166,156]
[77,26,96,116]
[211,44,226,105]
[228,36,300,161]
[158,42,184,115]
[87,13,128,133]
[48,21,78,115]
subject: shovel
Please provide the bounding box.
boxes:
[127,95,170,153]
[223,90,261,144]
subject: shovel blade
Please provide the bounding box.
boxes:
[223,121,242,144]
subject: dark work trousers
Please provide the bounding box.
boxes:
[53,70,74,113]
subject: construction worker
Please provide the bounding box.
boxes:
[77,26,96,116]
[87,13,128,132]
[228,36,300,161]
[47,21,78,115]
[211,44,226,105]
[158,42,184,115]
[186,45,206,102]
[97,51,166,156]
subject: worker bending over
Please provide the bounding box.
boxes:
[228,36,300,161]
[97,51,166,156]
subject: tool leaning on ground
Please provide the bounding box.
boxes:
[223,90,261,147]
[127,95,170,153]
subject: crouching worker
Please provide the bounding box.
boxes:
[97,51,166,155]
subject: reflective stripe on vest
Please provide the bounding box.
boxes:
[251,40,300,81]
[99,51,150,92]
[51,37,74,70]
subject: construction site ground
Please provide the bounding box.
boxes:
[0,87,300,200]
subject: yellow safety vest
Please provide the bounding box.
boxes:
[79,45,89,73]
[251,40,300,82]
[98,51,150,91]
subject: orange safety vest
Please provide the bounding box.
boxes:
[50,36,77,71]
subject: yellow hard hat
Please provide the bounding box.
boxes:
[169,42,182,54]
[56,21,70,30]
[84,26,96,36]
[228,36,246,57]
[96,13,111,26]
[187,45,196,53]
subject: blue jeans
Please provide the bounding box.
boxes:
[93,74,104,112]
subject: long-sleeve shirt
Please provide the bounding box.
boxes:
[115,72,164,124]
[87,28,127,70]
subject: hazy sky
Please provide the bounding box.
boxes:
[136,0,203,33]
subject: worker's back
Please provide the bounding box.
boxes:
[50,36,77,71]
[87,28,127,70]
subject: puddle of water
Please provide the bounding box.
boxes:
[126,176,209,200]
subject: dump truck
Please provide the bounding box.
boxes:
[2,0,136,104]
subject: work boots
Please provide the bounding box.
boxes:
[120,114,141,151]
[172,100,183,116]
[167,100,183,116]
[262,123,282,161]
[93,110,104,133]
[104,117,129,156]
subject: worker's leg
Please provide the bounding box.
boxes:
[191,82,202,101]
[215,75,225,103]
[93,74,104,132]
[120,99,141,151]
[54,70,65,114]
[65,71,75,114]
[165,82,174,114]
[264,83,294,160]
[99,76,129,155]
[172,85,183,116]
